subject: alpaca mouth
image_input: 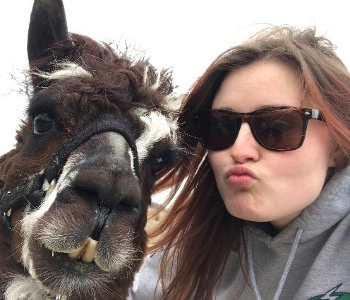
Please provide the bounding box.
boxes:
[66,237,98,263]
[48,237,99,266]
[45,184,112,263]
[47,238,111,275]
[51,207,112,265]
[28,183,140,274]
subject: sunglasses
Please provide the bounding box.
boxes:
[193,106,325,151]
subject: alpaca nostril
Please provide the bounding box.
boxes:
[90,206,111,240]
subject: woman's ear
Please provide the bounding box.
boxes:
[328,143,345,169]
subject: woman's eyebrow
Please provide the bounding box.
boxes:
[211,105,290,113]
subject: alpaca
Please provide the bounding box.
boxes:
[0,0,180,299]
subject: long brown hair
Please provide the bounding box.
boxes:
[149,26,350,300]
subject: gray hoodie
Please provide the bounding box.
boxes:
[128,165,350,300]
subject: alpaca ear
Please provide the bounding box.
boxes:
[27,0,69,62]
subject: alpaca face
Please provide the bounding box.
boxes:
[0,1,180,299]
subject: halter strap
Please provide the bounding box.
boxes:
[0,118,140,215]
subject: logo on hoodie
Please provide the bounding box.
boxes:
[308,285,350,300]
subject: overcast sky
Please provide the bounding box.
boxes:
[1,0,350,155]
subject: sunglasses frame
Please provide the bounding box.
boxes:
[193,106,325,151]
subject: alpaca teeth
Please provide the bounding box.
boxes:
[6,209,12,217]
[52,251,55,257]
[68,240,88,259]
[67,238,98,262]
[82,238,98,263]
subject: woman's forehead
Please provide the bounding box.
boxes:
[211,60,304,111]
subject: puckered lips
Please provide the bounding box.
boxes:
[226,165,257,187]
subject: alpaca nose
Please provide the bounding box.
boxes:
[71,134,141,211]
[73,164,141,210]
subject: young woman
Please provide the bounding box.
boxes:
[128,26,350,300]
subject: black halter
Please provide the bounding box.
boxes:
[0,118,140,220]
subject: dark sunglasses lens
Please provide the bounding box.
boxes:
[196,111,240,150]
[252,110,304,150]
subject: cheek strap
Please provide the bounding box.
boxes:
[44,118,140,184]
[0,118,140,220]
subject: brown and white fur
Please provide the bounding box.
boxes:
[0,1,180,299]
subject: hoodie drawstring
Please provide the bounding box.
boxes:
[247,227,304,300]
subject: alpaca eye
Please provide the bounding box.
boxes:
[150,149,178,175]
[33,113,53,134]
[151,156,167,174]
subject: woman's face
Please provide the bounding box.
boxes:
[208,60,336,230]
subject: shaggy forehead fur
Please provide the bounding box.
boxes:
[32,59,179,164]
[30,33,178,108]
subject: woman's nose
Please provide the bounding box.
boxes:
[228,122,260,163]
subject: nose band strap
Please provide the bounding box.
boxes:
[44,119,140,183]
[0,119,139,214]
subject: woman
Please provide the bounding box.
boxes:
[128,26,350,300]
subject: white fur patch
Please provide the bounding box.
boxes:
[21,155,80,277]
[142,65,183,111]
[34,61,91,81]
[164,92,183,111]
[4,275,49,300]
[135,109,178,162]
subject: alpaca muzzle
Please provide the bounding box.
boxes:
[0,118,140,228]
